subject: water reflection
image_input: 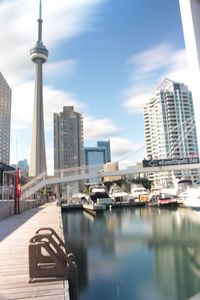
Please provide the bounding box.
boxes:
[62,207,200,300]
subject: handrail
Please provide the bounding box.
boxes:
[21,164,104,199]
[22,171,47,191]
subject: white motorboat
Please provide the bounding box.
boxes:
[109,184,129,203]
[87,185,113,207]
[83,199,106,214]
[179,187,200,211]
[131,185,149,203]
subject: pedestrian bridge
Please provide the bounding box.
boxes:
[21,161,200,200]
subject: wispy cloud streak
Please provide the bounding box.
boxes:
[123,43,190,113]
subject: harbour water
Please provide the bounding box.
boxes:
[62,207,200,300]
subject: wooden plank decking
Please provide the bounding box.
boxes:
[0,201,69,300]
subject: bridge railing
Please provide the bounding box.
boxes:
[20,162,200,201]
[21,171,48,191]
[21,164,104,200]
[53,164,104,178]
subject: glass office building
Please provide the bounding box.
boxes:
[85,147,106,166]
[97,140,111,162]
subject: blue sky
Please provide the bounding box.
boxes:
[0,0,191,172]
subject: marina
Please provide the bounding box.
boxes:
[59,181,200,212]
[61,200,146,212]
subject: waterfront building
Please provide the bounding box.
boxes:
[54,106,85,170]
[54,106,85,193]
[103,162,121,182]
[0,72,11,165]
[97,140,111,162]
[179,0,200,151]
[29,0,48,177]
[0,162,15,187]
[144,78,199,186]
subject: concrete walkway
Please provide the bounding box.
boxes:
[0,201,69,300]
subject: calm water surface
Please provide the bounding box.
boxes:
[62,207,200,300]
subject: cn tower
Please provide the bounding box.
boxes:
[29,0,48,177]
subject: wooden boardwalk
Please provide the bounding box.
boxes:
[0,201,69,300]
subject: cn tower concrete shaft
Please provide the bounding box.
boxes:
[29,0,48,177]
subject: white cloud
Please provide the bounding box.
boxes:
[127,43,173,75]
[110,137,145,163]
[44,86,86,129]
[11,80,86,129]
[46,148,54,175]
[11,81,34,129]
[84,116,120,139]
[123,43,190,113]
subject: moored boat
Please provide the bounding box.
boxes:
[130,184,149,203]
[179,187,200,211]
[109,184,129,203]
[148,192,178,208]
[83,200,106,215]
[87,185,113,207]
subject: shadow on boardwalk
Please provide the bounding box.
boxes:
[0,201,69,300]
[0,205,45,242]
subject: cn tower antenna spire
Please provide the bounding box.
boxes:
[38,0,43,42]
[39,0,42,19]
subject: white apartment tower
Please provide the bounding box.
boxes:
[179,0,200,151]
[54,106,85,171]
[0,72,11,165]
[144,78,199,186]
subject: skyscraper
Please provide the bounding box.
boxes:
[84,147,106,184]
[85,140,111,166]
[144,78,199,185]
[54,106,85,170]
[29,0,48,177]
[97,140,111,162]
[0,72,11,165]
[85,147,107,166]
[179,0,200,150]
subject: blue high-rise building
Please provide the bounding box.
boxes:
[85,147,106,166]
[97,140,111,162]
